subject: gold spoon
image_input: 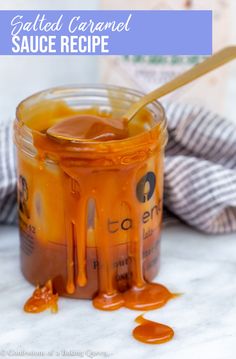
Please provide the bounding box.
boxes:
[124,46,236,121]
[47,46,236,141]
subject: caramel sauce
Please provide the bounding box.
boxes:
[47,114,129,141]
[24,280,58,313]
[31,109,172,310]
[35,107,175,311]
[18,97,175,344]
[133,314,174,345]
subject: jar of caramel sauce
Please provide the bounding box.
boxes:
[14,85,168,304]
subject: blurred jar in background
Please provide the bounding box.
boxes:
[101,0,236,119]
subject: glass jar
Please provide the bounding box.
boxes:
[14,85,167,299]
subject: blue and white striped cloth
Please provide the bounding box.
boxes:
[0,120,17,224]
[1,103,236,233]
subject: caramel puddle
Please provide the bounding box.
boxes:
[133,314,174,345]
[24,280,58,313]
[123,282,175,311]
[92,282,175,311]
[23,280,179,346]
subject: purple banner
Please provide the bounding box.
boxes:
[0,10,212,55]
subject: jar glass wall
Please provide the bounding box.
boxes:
[14,85,167,299]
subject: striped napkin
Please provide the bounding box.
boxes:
[1,103,236,233]
[0,121,17,225]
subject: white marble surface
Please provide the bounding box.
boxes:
[0,224,236,359]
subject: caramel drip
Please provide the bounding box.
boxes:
[66,221,76,294]
[93,172,124,310]
[63,175,76,294]
[133,314,174,345]
[62,174,88,292]
[91,169,175,312]
[75,197,87,287]
[24,280,58,313]
[129,206,144,288]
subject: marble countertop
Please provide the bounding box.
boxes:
[0,224,235,359]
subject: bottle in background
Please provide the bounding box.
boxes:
[101,0,234,117]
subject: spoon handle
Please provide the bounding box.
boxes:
[125,46,236,121]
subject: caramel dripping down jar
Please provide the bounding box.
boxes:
[14,85,168,299]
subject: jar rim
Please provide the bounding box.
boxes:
[15,84,167,151]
